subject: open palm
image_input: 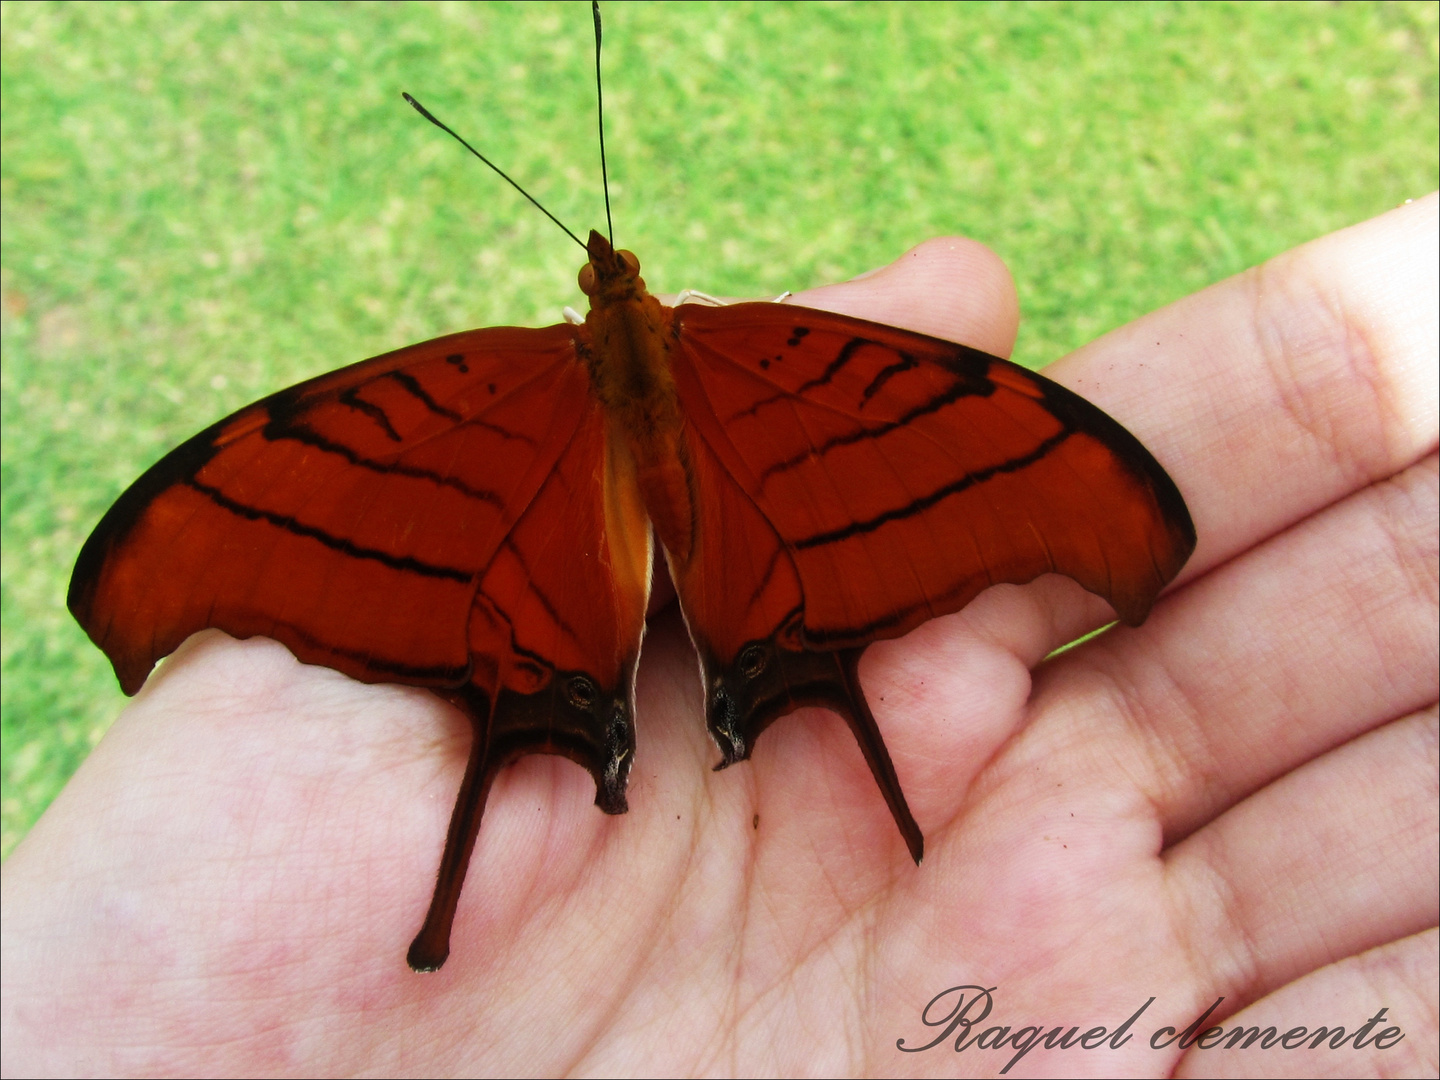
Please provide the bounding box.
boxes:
[3,195,1435,1079]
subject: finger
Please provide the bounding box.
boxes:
[1174,929,1438,1079]
[788,235,1022,359]
[1165,706,1437,1027]
[1047,451,1437,839]
[1052,193,1438,590]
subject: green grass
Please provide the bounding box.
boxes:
[3,0,1436,858]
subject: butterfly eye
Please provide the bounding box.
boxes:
[618,249,640,273]
[567,675,598,708]
[578,263,598,295]
[738,644,768,680]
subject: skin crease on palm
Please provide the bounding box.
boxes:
[1,194,1436,1079]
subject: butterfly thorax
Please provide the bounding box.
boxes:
[579,229,694,563]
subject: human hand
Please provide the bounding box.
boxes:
[3,194,1435,1078]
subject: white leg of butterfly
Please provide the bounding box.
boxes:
[673,289,725,307]
[563,306,586,325]
[671,289,792,307]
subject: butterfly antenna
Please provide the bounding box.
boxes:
[593,0,614,246]
[402,92,587,252]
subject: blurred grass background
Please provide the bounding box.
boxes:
[2,0,1436,858]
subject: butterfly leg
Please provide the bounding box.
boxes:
[702,640,924,864]
[673,289,725,307]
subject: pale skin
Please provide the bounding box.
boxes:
[3,195,1436,1079]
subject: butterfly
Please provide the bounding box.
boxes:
[67,10,1195,973]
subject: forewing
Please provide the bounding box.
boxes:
[69,325,592,695]
[672,302,1196,650]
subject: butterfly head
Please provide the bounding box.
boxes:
[579,229,645,305]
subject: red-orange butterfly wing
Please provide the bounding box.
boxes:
[672,301,1194,641]
[67,323,652,970]
[663,301,1195,861]
[71,326,586,693]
